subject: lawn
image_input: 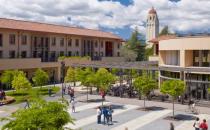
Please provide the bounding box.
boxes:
[6,86,60,104]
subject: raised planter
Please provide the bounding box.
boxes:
[0,96,15,105]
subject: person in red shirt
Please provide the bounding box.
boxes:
[200,119,208,130]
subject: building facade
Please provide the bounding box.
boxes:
[159,36,210,100]
[0,18,122,83]
[146,7,159,48]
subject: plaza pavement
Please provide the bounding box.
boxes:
[63,94,210,130]
[1,86,210,130]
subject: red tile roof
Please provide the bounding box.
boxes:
[149,7,157,14]
[0,18,122,40]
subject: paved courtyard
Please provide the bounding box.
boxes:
[1,87,210,130]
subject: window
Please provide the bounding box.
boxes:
[21,35,27,45]
[101,41,103,48]
[9,34,15,45]
[75,39,79,47]
[75,51,79,56]
[0,51,2,58]
[193,50,199,66]
[52,37,56,46]
[60,51,64,56]
[95,52,98,56]
[41,37,44,47]
[0,34,2,47]
[60,38,64,47]
[68,39,72,47]
[50,51,56,61]
[117,52,120,57]
[117,44,120,49]
[68,51,72,56]
[9,50,15,58]
[95,41,98,48]
[100,52,103,56]
[21,51,27,58]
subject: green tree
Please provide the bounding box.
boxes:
[159,26,170,36]
[95,68,116,104]
[134,76,157,109]
[1,99,74,130]
[120,46,137,62]
[127,27,145,61]
[161,79,185,117]
[32,68,49,89]
[0,70,19,89]
[64,67,76,87]
[12,71,32,92]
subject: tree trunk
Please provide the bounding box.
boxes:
[173,98,175,118]
[144,97,146,109]
[87,86,89,102]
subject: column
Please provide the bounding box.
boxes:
[199,50,202,67]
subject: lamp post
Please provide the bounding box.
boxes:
[61,61,65,101]
[53,70,55,87]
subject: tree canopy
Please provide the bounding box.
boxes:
[134,75,157,108]
[161,79,185,99]
[1,99,73,130]
[159,26,170,36]
[161,79,185,117]
[64,67,76,83]
[32,68,49,87]
[0,70,19,89]
[120,27,145,61]
[12,71,32,92]
[95,68,116,92]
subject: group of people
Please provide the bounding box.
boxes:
[0,89,6,100]
[97,106,113,125]
[194,118,208,130]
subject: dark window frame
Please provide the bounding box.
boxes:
[68,39,72,47]
[0,51,3,58]
[75,39,79,47]
[60,38,64,47]
[21,35,27,45]
[9,34,16,45]
[51,37,56,46]
[0,34,3,47]
[9,50,16,58]
[21,51,27,58]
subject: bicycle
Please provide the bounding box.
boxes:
[185,105,200,115]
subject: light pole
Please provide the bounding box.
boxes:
[53,70,55,87]
[61,61,65,101]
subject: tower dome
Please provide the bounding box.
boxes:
[149,7,157,14]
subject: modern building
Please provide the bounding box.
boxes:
[0,18,122,83]
[146,7,159,48]
[156,35,210,100]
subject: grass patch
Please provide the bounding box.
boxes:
[6,86,60,104]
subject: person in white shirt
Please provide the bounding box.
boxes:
[97,107,102,124]
[193,117,200,130]
[71,99,76,113]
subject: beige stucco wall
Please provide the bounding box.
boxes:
[159,37,210,67]
[159,37,210,50]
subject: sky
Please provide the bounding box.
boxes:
[0,0,210,39]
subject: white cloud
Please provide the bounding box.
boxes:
[0,0,210,35]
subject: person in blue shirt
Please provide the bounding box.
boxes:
[102,107,108,125]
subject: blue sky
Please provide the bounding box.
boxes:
[0,0,210,40]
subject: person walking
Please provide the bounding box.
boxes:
[108,105,113,125]
[193,117,200,130]
[102,107,108,125]
[71,99,76,113]
[170,122,174,130]
[97,107,102,124]
[200,119,208,130]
